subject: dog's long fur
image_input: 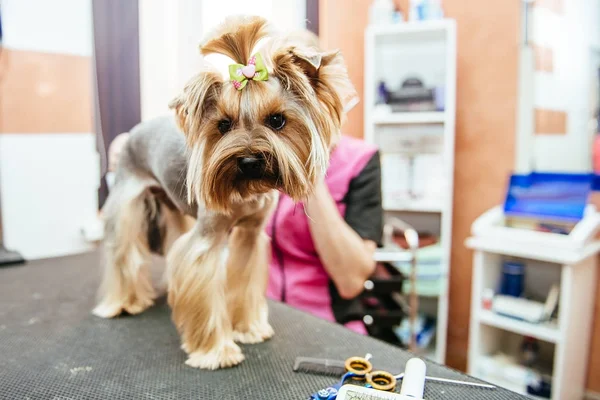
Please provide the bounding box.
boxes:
[93,16,356,369]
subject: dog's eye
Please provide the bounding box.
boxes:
[266,114,286,131]
[217,119,232,134]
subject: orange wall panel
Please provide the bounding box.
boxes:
[443,0,519,370]
[534,108,567,135]
[534,45,554,72]
[319,0,371,138]
[535,0,564,14]
[0,48,93,134]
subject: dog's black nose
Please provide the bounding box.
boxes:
[237,156,265,179]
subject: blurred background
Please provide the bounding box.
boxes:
[0,0,599,398]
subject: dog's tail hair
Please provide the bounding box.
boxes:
[200,15,271,64]
[94,177,156,317]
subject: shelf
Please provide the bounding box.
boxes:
[373,111,446,125]
[366,19,454,37]
[384,202,443,213]
[466,205,600,264]
[474,355,552,400]
[373,249,413,263]
[466,236,600,265]
[478,310,560,344]
[364,17,456,376]
[468,206,600,400]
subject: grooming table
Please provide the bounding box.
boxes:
[0,252,527,399]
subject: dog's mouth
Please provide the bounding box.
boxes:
[234,154,281,184]
[234,169,282,190]
[226,153,281,201]
[235,171,281,183]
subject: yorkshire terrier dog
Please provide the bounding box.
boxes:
[93,16,356,369]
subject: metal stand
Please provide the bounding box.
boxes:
[378,218,420,353]
[0,245,25,267]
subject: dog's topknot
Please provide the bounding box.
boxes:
[201,15,272,64]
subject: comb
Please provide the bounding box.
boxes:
[293,356,347,377]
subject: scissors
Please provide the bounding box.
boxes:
[309,355,399,399]
[308,355,495,400]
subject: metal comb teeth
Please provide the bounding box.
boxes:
[293,356,348,376]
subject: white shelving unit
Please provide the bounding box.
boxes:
[478,310,560,344]
[466,205,600,400]
[373,110,446,125]
[364,19,456,364]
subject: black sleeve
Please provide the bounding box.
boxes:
[342,151,383,247]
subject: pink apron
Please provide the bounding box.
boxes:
[265,135,378,335]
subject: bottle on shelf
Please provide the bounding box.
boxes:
[369,0,395,26]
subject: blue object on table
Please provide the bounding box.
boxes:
[310,385,340,400]
[503,172,594,223]
[309,372,359,400]
[310,371,393,400]
[499,261,525,297]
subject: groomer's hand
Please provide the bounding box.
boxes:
[305,179,377,299]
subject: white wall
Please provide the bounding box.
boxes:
[529,0,600,172]
[0,0,93,57]
[201,0,306,35]
[138,0,306,121]
[0,0,99,260]
[0,135,100,259]
[138,0,205,121]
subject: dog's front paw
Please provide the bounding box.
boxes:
[122,298,154,315]
[92,297,153,319]
[185,340,244,369]
[181,342,190,354]
[233,321,274,344]
[92,301,123,318]
[259,321,274,340]
[232,328,263,344]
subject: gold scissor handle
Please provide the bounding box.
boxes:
[367,370,397,392]
[344,356,373,379]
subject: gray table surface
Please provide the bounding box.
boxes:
[0,251,528,399]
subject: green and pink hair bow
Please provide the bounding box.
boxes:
[229,53,268,90]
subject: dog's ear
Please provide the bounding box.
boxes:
[274,46,358,139]
[299,48,358,115]
[169,70,222,138]
[289,48,323,78]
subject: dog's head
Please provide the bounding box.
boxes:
[169,16,357,213]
